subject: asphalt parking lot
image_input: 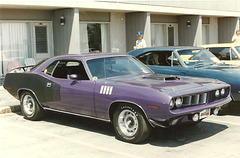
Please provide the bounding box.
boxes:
[1,106,240,158]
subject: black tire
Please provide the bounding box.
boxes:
[187,120,202,126]
[20,92,45,121]
[218,103,231,115]
[112,104,152,144]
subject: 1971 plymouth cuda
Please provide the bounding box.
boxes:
[129,47,240,102]
[4,54,231,143]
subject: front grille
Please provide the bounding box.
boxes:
[182,93,207,106]
[208,87,230,103]
[171,87,230,110]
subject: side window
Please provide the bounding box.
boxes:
[43,61,58,75]
[137,52,151,65]
[208,47,231,60]
[138,51,180,66]
[45,60,89,80]
[52,61,68,79]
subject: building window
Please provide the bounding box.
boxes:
[0,23,29,76]
[80,23,110,53]
[35,26,48,53]
[0,22,53,76]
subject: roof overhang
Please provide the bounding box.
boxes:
[1,1,240,17]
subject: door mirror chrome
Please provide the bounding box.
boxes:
[92,76,98,81]
[68,74,78,80]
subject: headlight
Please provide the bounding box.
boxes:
[175,97,182,108]
[170,100,174,109]
[220,88,225,96]
[215,90,220,97]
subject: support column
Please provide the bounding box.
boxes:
[218,17,239,43]
[53,8,80,56]
[178,15,202,46]
[126,12,151,51]
[110,13,126,53]
[209,17,218,44]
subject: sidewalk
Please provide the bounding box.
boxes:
[0,86,20,114]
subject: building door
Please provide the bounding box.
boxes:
[151,23,178,47]
[32,22,53,63]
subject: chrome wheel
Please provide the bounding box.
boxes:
[113,105,152,143]
[118,109,139,137]
[22,94,35,116]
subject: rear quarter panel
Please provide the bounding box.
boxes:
[3,73,61,104]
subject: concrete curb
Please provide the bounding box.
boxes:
[0,105,21,114]
[0,85,21,114]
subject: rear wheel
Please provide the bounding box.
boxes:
[113,104,152,143]
[20,92,45,120]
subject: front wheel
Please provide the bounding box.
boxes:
[187,120,202,126]
[113,105,152,144]
[20,92,45,121]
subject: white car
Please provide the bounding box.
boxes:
[201,43,240,65]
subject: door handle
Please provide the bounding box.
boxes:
[46,82,52,87]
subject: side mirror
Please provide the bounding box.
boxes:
[68,74,78,80]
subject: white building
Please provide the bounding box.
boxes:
[0,0,240,76]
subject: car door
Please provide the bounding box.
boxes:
[43,60,96,117]
[137,51,188,76]
[186,67,215,79]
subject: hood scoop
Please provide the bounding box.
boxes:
[143,75,180,81]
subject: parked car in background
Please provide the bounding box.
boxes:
[201,43,240,65]
[129,46,240,102]
[3,54,231,143]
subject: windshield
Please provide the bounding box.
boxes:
[87,56,152,79]
[177,49,220,66]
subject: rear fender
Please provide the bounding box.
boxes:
[17,88,44,109]
[4,73,61,103]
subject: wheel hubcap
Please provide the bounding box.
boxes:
[23,95,35,116]
[118,109,138,137]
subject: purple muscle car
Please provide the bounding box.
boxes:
[3,54,231,143]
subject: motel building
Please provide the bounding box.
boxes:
[0,0,240,77]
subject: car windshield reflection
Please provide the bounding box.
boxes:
[235,46,240,54]
[87,56,152,79]
[177,49,220,66]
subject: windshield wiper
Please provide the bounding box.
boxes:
[207,62,223,66]
[209,62,218,65]
[193,63,205,67]
[194,62,219,67]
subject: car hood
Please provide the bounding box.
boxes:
[200,63,240,74]
[107,73,225,95]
